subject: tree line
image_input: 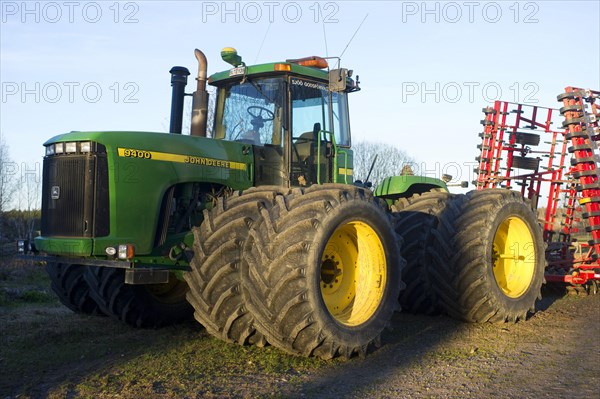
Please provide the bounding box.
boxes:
[0,137,40,255]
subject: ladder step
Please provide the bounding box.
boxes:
[582,211,600,218]
[576,183,600,192]
[563,117,585,127]
[571,156,600,165]
[560,104,583,115]
[573,169,598,178]
[566,129,589,140]
[588,238,600,246]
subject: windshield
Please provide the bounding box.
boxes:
[213,78,285,146]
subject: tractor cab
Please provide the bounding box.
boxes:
[209,48,359,187]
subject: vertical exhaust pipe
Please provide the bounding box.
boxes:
[190,49,208,137]
[169,66,190,134]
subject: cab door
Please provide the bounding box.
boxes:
[289,77,351,186]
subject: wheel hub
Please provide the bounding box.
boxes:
[320,256,342,287]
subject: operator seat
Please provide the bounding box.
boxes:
[294,123,321,162]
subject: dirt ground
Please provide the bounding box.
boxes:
[1,261,599,399]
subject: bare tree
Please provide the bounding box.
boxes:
[0,136,18,243]
[352,141,415,187]
[13,171,41,240]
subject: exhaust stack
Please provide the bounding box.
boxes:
[169,67,190,134]
[168,66,190,134]
[190,49,208,137]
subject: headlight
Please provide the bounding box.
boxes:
[118,244,134,260]
[17,239,29,254]
[65,142,77,153]
[80,141,91,153]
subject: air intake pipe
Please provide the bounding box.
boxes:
[190,49,208,137]
[168,66,190,134]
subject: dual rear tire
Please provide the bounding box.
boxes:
[241,184,404,358]
[186,184,404,359]
[426,189,546,322]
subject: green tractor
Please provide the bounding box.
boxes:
[24,48,546,359]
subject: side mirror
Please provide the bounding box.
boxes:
[329,68,348,92]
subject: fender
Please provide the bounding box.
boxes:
[374,175,448,204]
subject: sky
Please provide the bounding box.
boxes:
[1,0,599,203]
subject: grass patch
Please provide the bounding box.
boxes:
[19,289,55,303]
[0,258,57,307]
[0,259,328,398]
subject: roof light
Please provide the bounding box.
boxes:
[287,56,329,69]
[274,63,291,72]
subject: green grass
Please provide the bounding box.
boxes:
[0,258,57,307]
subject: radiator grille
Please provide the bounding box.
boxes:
[41,143,109,237]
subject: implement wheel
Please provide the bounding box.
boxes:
[242,184,404,359]
[431,189,545,322]
[46,263,103,315]
[85,267,192,328]
[184,187,288,346]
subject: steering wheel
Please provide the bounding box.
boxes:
[247,106,275,122]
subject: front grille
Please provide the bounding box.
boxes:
[41,143,109,237]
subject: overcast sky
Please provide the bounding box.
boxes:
[1,1,599,199]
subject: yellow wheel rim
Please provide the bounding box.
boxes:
[320,221,387,326]
[492,217,536,298]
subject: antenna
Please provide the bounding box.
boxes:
[338,13,369,64]
[365,154,378,184]
[254,22,272,64]
[322,17,329,57]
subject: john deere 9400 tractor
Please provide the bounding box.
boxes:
[25,48,546,359]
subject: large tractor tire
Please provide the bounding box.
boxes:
[46,262,103,315]
[430,189,545,323]
[241,184,404,359]
[85,267,192,328]
[184,187,289,346]
[391,191,455,314]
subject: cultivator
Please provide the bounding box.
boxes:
[474,87,600,293]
